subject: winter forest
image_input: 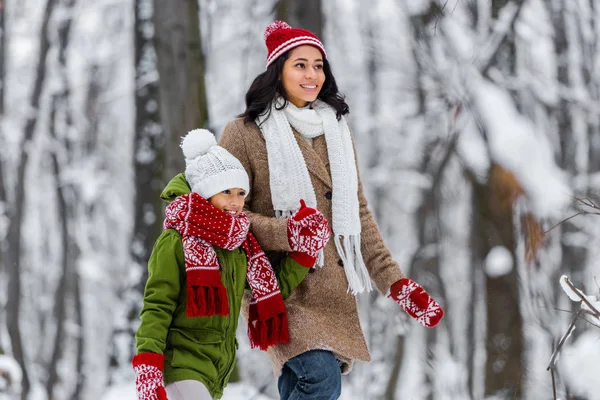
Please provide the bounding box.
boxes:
[1,0,600,399]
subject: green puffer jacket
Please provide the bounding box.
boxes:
[135,174,310,399]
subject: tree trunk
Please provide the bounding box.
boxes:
[476,2,523,397]
[275,0,323,39]
[0,153,5,356]
[133,0,164,289]
[472,176,523,398]
[6,1,56,398]
[45,1,77,396]
[0,0,5,115]
[46,94,70,400]
[153,0,208,181]
[0,0,5,292]
[122,0,165,368]
[72,265,84,399]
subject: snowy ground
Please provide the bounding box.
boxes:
[100,381,364,400]
[101,382,275,400]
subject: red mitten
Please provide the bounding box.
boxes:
[287,199,331,267]
[132,353,168,400]
[388,278,444,328]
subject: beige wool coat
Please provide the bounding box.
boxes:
[219,117,405,376]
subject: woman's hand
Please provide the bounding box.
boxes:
[287,199,331,267]
[388,278,444,328]
[132,352,168,400]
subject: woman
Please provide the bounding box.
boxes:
[218,21,444,400]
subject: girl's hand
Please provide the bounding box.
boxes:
[132,352,168,400]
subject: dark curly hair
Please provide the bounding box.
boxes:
[239,50,349,123]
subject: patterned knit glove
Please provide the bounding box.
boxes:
[388,278,444,328]
[132,353,168,400]
[287,199,331,267]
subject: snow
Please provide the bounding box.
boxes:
[456,119,490,181]
[560,275,600,322]
[560,330,600,400]
[484,246,513,277]
[471,78,572,219]
[403,0,430,16]
[559,275,587,302]
[100,381,275,400]
[0,356,21,394]
[99,383,136,400]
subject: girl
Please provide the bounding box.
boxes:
[132,129,330,400]
[218,21,445,400]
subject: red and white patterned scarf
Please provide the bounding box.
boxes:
[164,193,289,350]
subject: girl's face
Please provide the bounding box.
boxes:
[209,188,246,217]
[281,45,326,108]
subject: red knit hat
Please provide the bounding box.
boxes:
[264,21,327,68]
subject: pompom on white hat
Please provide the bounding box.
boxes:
[181,129,250,199]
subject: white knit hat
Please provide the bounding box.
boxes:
[181,129,250,199]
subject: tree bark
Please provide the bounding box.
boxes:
[72,263,84,400]
[6,1,56,398]
[133,0,164,291]
[46,94,70,400]
[275,0,323,39]
[0,0,5,287]
[472,176,523,398]
[120,0,166,369]
[45,0,77,396]
[0,0,5,345]
[153,0,208,181]
[0,0,5,115]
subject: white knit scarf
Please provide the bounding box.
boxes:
[256,98,372,294]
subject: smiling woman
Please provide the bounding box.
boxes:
[280,46,325,108]
[216,20,445,400]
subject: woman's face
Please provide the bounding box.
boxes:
[280,45,326,108]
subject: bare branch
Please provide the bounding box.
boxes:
[544,196,600,234]
[550,369,557,400]
[575,196,600,210]
[546,309,581,370]
[544,211,586,234]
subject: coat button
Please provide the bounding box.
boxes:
[324,191,332,200]
[309,268,316,273]
[338,259,344,267]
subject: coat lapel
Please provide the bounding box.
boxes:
[292,130,332,189]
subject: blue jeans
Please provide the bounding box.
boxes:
[277,350,342,400]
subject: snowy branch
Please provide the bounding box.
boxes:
[560,275,600,319]
[476,0,527,75]
[547,275,600,399]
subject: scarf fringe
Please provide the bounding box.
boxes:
[316,249,324,267]
[275,209,294,219]
[335,234,372,295]
[186,285,229,317]
[248,312,290,350]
